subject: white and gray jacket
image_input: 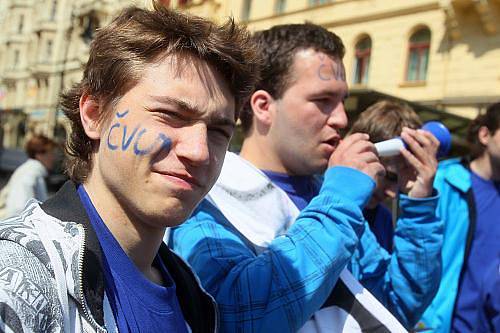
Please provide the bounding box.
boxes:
[0,181,218,333]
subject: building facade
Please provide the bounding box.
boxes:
[0,0,144,148]
[1,0,499,149]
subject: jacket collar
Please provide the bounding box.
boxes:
[442,157,472,194]
[41,180,106,326]
[41,180,217,332]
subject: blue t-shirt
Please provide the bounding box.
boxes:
[262,170,319,210]
[363,205,394,253]
[77,186,188,333]
[452,172,500,332]
[474,259,500,333]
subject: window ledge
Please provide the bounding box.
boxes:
[399,81,426,87]
[351,83,368,89]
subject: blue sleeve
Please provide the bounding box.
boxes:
[170,167,374,333]
[348,192,444,328]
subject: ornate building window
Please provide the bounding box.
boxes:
[274,0,286,14]
[46,40,53,59]
[18,14,24,33]
[241,0,252,21]
[50,0,57,21]
[353,35,371,85]
[406,28,431,82]
[309,0,331,6]
[81,13,99,45]
[13,50,19,69]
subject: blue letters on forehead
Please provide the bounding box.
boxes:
[317,54,345,81]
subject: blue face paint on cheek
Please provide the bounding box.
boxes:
[157,133,172,152]
[116,109,129,118]
[106,108,172,157]
[121,125,139,151]
[134,131,172,156]
[107,123,120,150]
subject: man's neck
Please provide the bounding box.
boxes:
[240,137,289,174]
[470,154,499,181]
[83,172,165,283]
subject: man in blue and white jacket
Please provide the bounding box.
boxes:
[0,5,259,333]
[169,24,444,332]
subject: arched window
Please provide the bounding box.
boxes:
[274,0,286,14]
[241,0,252,20]
[406,28,431,82]
[353,36,371,85]
[15,120,26,149]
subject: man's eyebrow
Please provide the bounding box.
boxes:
[149,94,235,127]
[311,90,347,99]
[149,95,202,115]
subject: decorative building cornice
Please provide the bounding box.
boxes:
[473,0,497,34]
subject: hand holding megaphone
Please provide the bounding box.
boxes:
[374,121,451,158]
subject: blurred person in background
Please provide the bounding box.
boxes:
[0,134,57,218]
[418,102,500,332]
[348,100,435,253]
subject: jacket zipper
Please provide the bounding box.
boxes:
[77,224,107,333]
[77,223,217,332]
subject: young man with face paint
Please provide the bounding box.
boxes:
[418,102,500,333]
[169,24,443,332]
[0,4,258,333]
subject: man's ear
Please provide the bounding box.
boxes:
[478,126,491,146]
[250,90,276,127]
[79,93,101,140]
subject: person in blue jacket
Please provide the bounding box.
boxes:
[169,23,443,332]
[348,100,428,253]
[418,102,500,332]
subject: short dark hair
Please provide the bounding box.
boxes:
[25,135,57,159]
[467,102,500,158]
[349,100,422,143]
[240,23,345,135]
[60,3,259,183]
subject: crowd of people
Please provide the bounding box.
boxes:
[0,3,498,333]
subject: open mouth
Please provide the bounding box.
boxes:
[323,137,340,148]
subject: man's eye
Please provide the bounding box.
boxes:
[314,98,330,104]
[155,111,185,122]
[385,172,398,182]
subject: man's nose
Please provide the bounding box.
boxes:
[175,123,210,166]
[327,101,348,129]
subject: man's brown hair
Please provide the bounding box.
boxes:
[60,2,259,183]
[240,23,345,135]
[349,100,422,143]
[25,135,57,159]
